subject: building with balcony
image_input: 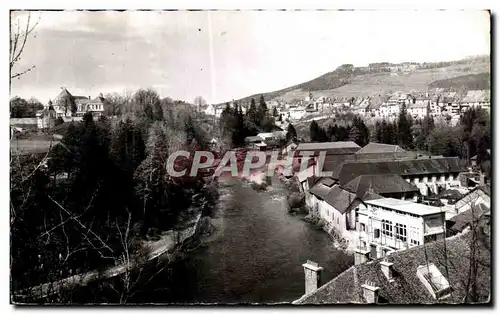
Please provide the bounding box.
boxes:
[354,198,446,263]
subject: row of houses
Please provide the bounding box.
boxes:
[285,140,491,304]
[204,89,490,123]
[285,141,488,258]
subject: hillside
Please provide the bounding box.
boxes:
[222,56,490,105]
[428,72,490,90]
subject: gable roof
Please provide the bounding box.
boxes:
[296,141,361,155]
[296,223,491,304]
[310,182,360,214]
[448,202,489,233]
[335,157,466,185]
[343,174,419,197]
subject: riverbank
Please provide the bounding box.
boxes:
[13,210,205,303]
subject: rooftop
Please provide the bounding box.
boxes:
[365,198,443,216]
[344,174,419,197]
[295,220,491,304]
[296,141,361,155]
[356,143,406,154]
[335,156,466,185]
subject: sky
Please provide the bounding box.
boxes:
[10,10,490,104]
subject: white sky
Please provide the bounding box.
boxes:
[10,10,490,104]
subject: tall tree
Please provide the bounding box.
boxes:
[286,123,298,143]
[397,103,413,149]
[348,125,361,145]
[258,95,268,122]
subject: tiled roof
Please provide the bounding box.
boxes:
[343,174,419,197]
[310,182,360,214]
[356,143,405,154]
[335,157,466,185]
[309,182,331,200]
[296,220,491,304]
[448,203,488,233]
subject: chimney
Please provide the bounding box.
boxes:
[380,259,395,282]
[302,260,323,295]
[361,281,380,303]
[354,249,369,265]
[88,96,91,100]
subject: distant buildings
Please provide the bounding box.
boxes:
[36,88,106,130]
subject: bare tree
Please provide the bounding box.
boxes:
[10,12,40,83]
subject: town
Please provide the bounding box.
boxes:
[9,10,491,306]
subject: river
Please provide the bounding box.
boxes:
[156,177,353,304]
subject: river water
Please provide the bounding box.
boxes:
[159,178,353,304]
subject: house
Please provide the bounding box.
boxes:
[50,88,106,118]
[355,198,446,261]
[343,174,420,201]
[429,94,441,117]
[459,90,490,112]
[333,156,467,196]
[288,106,307,120]
[257,132,277,146]
[454,184,490,216]
[294,215,490,304]
[407,102,428,120]
[446,203,489,237]
[244,136,266,150]
[75,93,106,118]
[438,92,460,116]
[204,103,226,117]
[309,181,362,238]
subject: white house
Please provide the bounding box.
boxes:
[355,198,446,263]
[204,103,226,117]
[288,106,307,120]
[408,102,428,120]
[309,180,362,239]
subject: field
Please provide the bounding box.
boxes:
[318,62,490,98]
[10,139,60,156]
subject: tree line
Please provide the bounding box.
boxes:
[218,95,278,148]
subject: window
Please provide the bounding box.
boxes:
[411,239,420,246]
[337,217,339,224]
[360,223,366,232]
[374,228,380,238]
[395,223,407,242]
[360,240,367,251]
[382,220,393,237]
